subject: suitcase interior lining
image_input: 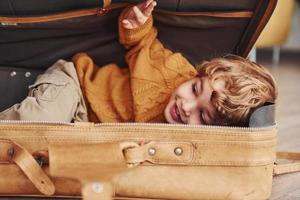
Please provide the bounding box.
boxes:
[0,9,251,111]
[0,0,259,16]
[0,8,252,68]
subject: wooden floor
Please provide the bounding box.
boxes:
[261,53,300,200]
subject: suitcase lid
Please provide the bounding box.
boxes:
[0,0,277,69]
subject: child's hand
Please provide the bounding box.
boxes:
[122,0,157,29]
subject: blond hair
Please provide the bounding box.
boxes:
[197,55,277,126]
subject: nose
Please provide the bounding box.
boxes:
[181,99,197,116]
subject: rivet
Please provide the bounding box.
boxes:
[25,72,31,78]
[7,147,15,157]
[148,147,156,156]
[10,71,17,77]
[174,147,183,156]
[91,182,103,193]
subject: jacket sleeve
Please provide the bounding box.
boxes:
[119,6,154,49]
[118,6,194,80]
[118,6,197,122]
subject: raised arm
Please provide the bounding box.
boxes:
[117,0,197,122]
[119,0,157,49]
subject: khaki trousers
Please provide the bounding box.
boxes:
[0,60,88,122]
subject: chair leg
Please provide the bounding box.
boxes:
[272,46,280,66]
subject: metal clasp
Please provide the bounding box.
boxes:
[33,150,49,167]
[97,8,108,16]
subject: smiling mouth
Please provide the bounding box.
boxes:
[170,103,183,123]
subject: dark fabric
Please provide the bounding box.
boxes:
[177,0,259,12]
[154,12,249,65]
[0,9,126,69]
[0,67,43,111]
[0,8,250,69]
[0,0,258,16]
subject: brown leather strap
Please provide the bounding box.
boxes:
[0,139,55,195]
[274,151,300,175]
[124,141,194,165]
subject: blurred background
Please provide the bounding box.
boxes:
[252,1,300,199]
[251,0,300,150]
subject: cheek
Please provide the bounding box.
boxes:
[168,89,178,101]
[165,91,176,114]
[176,84,191,97]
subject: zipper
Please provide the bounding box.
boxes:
[94,122,275,131]
[0,119,275,131]
[0,120,73,126]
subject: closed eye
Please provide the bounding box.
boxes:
[200,111,207,125]
[192,82,197,96]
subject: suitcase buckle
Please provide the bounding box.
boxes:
[97,8,108,16]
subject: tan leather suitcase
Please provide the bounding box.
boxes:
[0,0,299,199]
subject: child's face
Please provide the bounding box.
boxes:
[164,76,224,125]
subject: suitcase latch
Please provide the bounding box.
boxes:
[97,8,108,16]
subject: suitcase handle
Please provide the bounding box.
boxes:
[274,151,300,175]
[0,139,55,195]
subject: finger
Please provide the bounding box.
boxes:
[138,0,152,10]
[125,19,140,29]
[122,19,138,29]
[144,1,156,17]
[122,20,132,29]
[133,6,147,24]
[128,19,139,28]
[133,6,145,19]
[144,0,154,9]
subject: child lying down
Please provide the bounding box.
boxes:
[0,0,277,126]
